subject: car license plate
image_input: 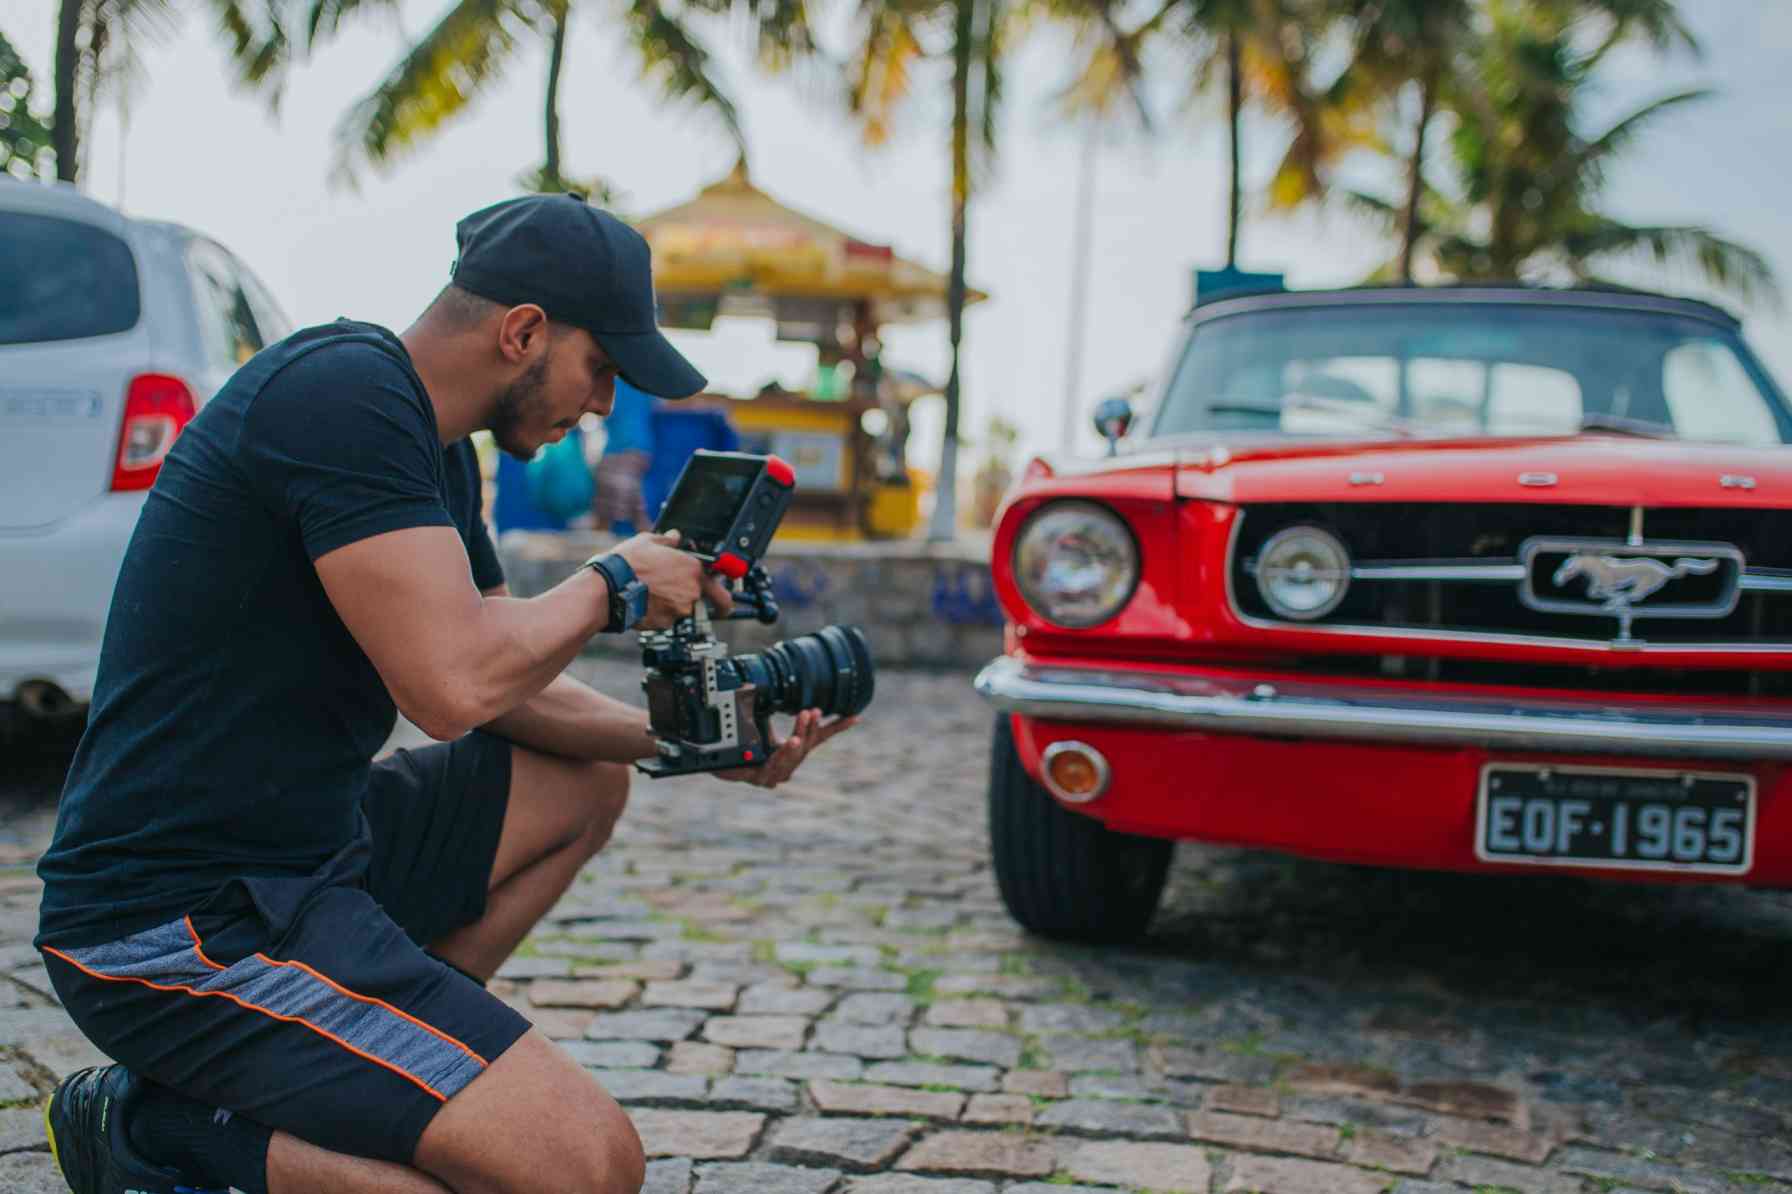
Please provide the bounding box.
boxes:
[1476,764,1754,875]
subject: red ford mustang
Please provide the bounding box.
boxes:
[978,284,1792,942]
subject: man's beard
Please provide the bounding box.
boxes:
[491,355,553,460]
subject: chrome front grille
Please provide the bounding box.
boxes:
[1230,503,1792,650]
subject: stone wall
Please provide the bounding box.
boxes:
[497,533,1005,671]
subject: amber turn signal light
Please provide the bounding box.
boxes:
[1040,741,1111,804]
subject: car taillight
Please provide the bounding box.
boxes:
[111,374,196,492]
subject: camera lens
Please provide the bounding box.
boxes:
[730,625,875,719]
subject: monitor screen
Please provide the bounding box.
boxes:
[655,454,762,546]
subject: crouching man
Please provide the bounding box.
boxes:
[35,195,852,1194]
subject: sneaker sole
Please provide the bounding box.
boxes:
[42,1090,64,1182]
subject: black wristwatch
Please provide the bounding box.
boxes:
[584,552,650,633]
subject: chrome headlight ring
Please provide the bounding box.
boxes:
[1012,500,1141,629]
[1255,524,1351,621]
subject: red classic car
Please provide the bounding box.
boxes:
[977,284,1792,942]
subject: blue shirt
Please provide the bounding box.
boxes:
[602,378,655,456]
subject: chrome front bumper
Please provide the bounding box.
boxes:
[974,655,1792,761]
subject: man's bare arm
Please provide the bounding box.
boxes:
[314,527,724,742]
[476,584,658,762]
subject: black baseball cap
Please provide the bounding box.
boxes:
[450,194,707,399]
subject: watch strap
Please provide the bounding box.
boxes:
[584,552,648,633]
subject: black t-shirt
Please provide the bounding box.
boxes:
[36,321,504,949]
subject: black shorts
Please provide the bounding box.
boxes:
[41,730,533,1166]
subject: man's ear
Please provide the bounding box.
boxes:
[496,304,551,365]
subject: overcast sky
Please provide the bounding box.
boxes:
[10,1,1791,469]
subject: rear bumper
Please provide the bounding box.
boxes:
[977,655,1792,885]
[0,493,144,704]
[974,654,1792,762]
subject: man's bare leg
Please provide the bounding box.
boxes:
[429,747,630,980]
[268,1133,452,1193]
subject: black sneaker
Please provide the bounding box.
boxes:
[43,1065,222,1194]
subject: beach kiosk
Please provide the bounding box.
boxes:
[636,162,986,540]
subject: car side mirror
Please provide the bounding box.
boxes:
[1092,397,1134,457]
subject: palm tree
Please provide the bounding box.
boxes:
[840,0,1005,537]
[1,31,56,180]
[1392,0,1776,304]
[329,0,748,196]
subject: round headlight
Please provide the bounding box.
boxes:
[1013,501,1140,628]
[1255,525,1351,620]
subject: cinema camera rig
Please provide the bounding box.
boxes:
[636,451,876,778]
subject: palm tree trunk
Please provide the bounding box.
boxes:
[928,0,975,542]
[1225,29,1241,268]
[543,4,568,186]
[1398,65,1438,283]
[53,0,81,183]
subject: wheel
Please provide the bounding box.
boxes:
[987,714,1173,943]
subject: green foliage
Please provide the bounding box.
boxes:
[0,31,55,180]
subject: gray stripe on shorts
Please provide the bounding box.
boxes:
[55,918,486,1100]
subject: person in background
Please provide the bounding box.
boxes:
[592,376,656,535]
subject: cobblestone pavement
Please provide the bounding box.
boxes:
[1,660,1791,1192]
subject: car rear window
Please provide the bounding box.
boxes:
[0,211,140,344]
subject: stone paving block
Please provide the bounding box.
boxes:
[1284,1061,1400,1099]
[693,1162,843,1194]
[0,1151,64,1194]
[944,930,1025,951]
[1038,1035,1139,1074]
[1222,1154,1388,1194]
[1283,1094,1429,1138]
[1395,1079,1519,1123]
[668,1042,736,1075]
[777,943,883,966]
[809,1080,966,1120]
[530,978,640,1008]
[895,1130,1056,1178]
[1004,1186,1112,1194]
[808,966,907,991]
[587,1009,708,1042]
[1433,1113,1556,1163]
[1016,1004,1132,1034]
[1003,1070,1069,1097]
[960,1093,1033,1126]
[644,942,758,963]
[864,1061,1001,1092]
[844,1176,996,1194]
[1037,1098,1184,1140]
[0,1107,46,1154]
[923,1000,1009,1030]
[735,1049,865,1081]
[738,984,835,1016]
[1345,1130,1437,1176]
[1153,1044,1278,1085]
[1063,1141,1213,1192]
[630,1110,765,1159]
[496,956,572,980]
[578,959,688,981]
[1556,1145,1717,1191]
[0,1065,33,1103]
[10,961,57,1004]
[703,1015,810,1050]
[811,1019,907,1059]
[908,1028,1021,1069]
[593,1069,710,1105]
[561,1039,663,1069]
[505,1000,597,1041]
[15,1029,111,1081]
[643,1157,694,1194]
[833,993,916,1025]
[1067,1073,1170,1102]
[707,1076,799,1114]
[931,974,1058,999]
[688,962,791,986]
[1437,1152,1583,1193]
[645,982,741,1011]
[1187,1110,1342,1159]
[899,951,1000,974]
[769,1115,920,1171]
[1208,1084,1282,1118]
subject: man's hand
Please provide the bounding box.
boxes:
[717,709,859,789]
[613,530,734,629]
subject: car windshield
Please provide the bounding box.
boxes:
[1151,300,1792,447]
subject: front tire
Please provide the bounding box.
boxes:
[987,714,1172,943]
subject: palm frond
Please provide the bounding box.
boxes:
[619,0,747,156]
[1568,220,1782,310]
[847,2,923,147]
[303,0,403,48]
[332,0,529,180]
[1572,87,1707,180]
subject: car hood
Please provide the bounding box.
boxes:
[1145,434,1792,507]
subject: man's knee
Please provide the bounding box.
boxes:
[576,760,630,858]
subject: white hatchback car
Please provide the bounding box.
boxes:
[0,179,290,735]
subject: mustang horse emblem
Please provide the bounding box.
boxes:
[1552,553,1719,607]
